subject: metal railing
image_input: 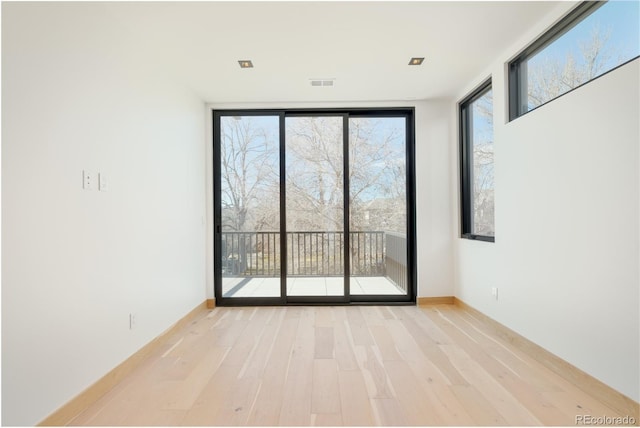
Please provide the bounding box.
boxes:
[221,230,407,289]
[222,231,280,277]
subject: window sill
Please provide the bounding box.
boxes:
[461,234,495,243]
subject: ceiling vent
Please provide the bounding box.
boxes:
[310,78,335,87]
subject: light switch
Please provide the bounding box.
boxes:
[82,170,93,190]
[99,173,108,191]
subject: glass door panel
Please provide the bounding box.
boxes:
[219,115,281,298]
[285,116,345,297]
[349,117,408,296]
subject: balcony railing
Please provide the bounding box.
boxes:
[221,231,407,292]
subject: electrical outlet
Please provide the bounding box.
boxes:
[491,287,499,300]
[129,313,137,330]
[82,170,93,190]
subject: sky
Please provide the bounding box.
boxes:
[528,0,640,92]
[544,1,640,62]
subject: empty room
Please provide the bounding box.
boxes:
[2,0,639,426]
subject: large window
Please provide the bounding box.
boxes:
[460,80,494,241]
[509,0,640,120]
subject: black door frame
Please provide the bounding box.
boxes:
[213,108,416,306]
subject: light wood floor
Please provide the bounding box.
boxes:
[70,305,632,426]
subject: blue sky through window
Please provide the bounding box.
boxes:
[526,0,639,109]
[543,1,640,62]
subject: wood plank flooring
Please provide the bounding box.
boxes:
[69,305,633,426]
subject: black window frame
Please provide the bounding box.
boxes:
[509,0,639,120]
[213,107,417,306]
[459,78,495,243]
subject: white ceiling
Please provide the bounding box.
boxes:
[51,1,566,104]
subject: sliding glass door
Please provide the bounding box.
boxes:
[214,109,414,305]
[285,116,346,298]
[217,115,282,299]
[349,117,408,297]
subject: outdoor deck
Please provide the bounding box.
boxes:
[222,276,404,298]
[221,230,407,298]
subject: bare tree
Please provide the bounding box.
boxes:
[527,24,618,109]
[285,117,345,231]
[220,115,408,276]
[471,91,495,236]
[283,116,407,276]
[284,116,406,233]
[220,116,279,232]
[349,117,406,233]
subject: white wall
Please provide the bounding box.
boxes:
[453,3,640,401]
[415,100,455,297]
[2,4,207,425]
[205,101,454,300]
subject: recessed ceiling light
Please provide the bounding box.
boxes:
[408,57,425,66]
[238,60,254,68]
